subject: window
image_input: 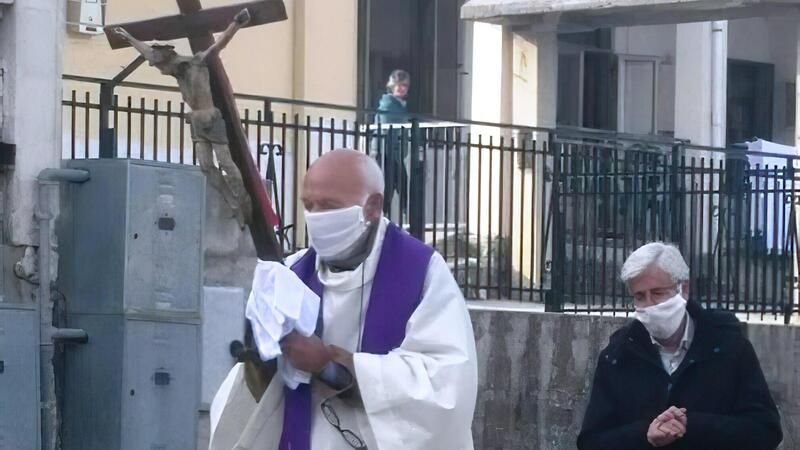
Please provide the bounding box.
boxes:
[556,50,618,130]
[556,30,618,131]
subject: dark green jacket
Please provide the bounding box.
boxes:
[375,94,408,125]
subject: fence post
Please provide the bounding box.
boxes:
[98,81,116,158]
[786,158,796,325]
[264,99,273,125]
[670,143,683,245]
[408,118,425,240]
[547,133,564,312]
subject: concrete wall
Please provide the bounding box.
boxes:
[470,306,799,450]
[0,1,66,448]
[1,0,64,248]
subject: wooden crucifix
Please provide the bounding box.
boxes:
[105,0,286,263]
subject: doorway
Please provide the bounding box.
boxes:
[357,0,463,117]
[727,59,774,146]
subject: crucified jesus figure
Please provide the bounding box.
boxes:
[114,9,253,227]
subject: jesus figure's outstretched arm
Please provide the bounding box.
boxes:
[200,8,251,62]
[112,27,159,63]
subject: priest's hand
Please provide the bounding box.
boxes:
[280,331,332,373]
[328,345,356,376]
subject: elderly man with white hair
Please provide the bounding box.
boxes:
[209,149,478,450]
[578,242,782,450]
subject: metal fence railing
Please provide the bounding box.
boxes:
[61,75,800,323]
[551,134,799,323]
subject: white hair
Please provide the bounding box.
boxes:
[620,242,690,284]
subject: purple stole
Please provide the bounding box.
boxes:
[278,223,435,450]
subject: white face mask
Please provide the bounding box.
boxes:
[634,288,687,340]
[304,205,370,260]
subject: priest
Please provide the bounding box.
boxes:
[209,149,478,450]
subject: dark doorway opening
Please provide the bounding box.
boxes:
[556,30,618,131]
[358,0,463,118]
[727,59,774,146]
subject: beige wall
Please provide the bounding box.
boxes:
[510,31,545,291]
[466,24,553,295]
[63,0,356,103]
[467,23,504,289]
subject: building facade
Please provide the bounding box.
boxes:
[461,0,800,149]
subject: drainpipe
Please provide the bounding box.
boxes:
[711,21,728,148]
[36,168,90,449]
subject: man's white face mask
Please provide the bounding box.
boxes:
[304,204,370,260]
[633,286,687,340]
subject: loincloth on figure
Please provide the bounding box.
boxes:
[187,108,229,145]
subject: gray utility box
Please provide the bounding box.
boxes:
[58,159,205,450]
[0,305,40,450]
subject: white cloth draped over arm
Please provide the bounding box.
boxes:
[245,260,320,389]
[353,252,478,450]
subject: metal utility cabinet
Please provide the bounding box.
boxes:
[0,304,40,450]
[58,159,205,450]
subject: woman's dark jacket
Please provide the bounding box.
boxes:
[375,94,407,125]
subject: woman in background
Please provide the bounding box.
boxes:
[375,69,411,215]
[376,69,410,124]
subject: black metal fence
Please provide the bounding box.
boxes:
[552,136,799,323]
[62,75,800,322]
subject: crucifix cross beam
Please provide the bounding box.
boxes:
[104,0,287,49]
[105,0,287,262]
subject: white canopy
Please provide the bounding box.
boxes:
[745,138,796,254]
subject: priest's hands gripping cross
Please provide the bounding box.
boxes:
[281,331,356,376]
[280,332,330,373]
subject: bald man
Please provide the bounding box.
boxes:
[209,150,478,450]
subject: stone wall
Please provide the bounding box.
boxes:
[202,185,258,290]
[470,306,800,449]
